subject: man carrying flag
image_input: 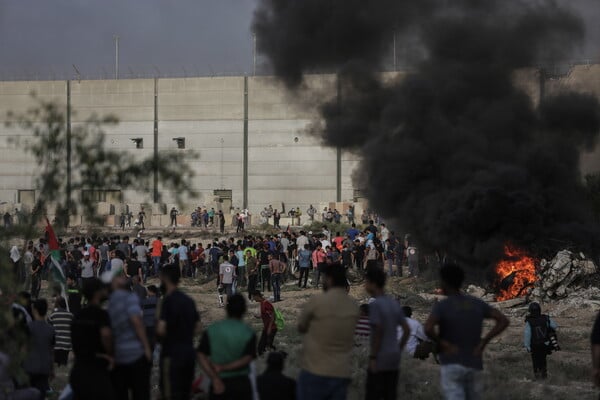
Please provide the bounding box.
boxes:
[45,218,69,311]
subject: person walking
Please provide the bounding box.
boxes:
[364,266,410,400]
[524,302,558,380]
[23,299,55,399]
[296,264,359,400]
[170,207,178,228]
[219,256,236,305]
[141,285,159,352]
[70,278,115,400]
[107,274,152,400]
[297,244,312,289]
[424,263,509,400]
[197,293,257,400]
[151,236,163,277]
[246,250,259,300]
[48,297,73,368]
[311,244,326,289]
[137,208,146,230]
[157,266,201,400]
[269,254,286,302]
[252,291,277,356]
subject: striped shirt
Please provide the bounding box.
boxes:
[48,308,73,351]
[355,316,370,338]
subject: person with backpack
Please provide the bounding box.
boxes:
[252,291,278,356]
[524,302,558,380]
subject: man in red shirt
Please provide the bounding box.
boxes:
[252,290,277,356]
[151,236,163,277]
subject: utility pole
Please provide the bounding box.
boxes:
[392,31,397,71]
[113,35,119,80]
[253,33,257,76]
[220,138,225,189]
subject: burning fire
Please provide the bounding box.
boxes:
[495,245,537,301]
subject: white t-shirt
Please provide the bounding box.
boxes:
[397,317,429,356]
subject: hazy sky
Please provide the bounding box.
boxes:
[0,0,258,79]
[0,0,597,80]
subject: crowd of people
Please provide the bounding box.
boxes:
[6,219,600,400]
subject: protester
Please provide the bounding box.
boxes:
[70,278,115,400]
[252,291,277,356]
[219,255,236,305]
[257,352,296,400]
[23,299,55,399]
[66,276,82,315]
[424,263,509,400]
[0,351,40,400]
[246,250,259,300]
[524,302,558,380]
[363,266,410,400]
[141,285,159,351]
[354,304,370,345]
[197,293,256,400]
[297,244,311,289]
[157,266,201,400]
[30,251,43,299]
[131,275,147,301]
[269,254,286,302]
[108,273,152,400]
[296,264,359,400]
[48,297,73,368]
[151,236,163,277]
[591,311,600,389]
[397,306,430,358]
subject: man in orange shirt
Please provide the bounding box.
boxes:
[151,236,163,277]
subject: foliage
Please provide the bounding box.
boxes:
[0,96,198,385]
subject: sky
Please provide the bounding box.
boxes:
[0,0,598,80]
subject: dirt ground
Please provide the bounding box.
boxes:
[183,274,600,400]
[39,227,600,399]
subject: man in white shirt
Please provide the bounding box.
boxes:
[380,224,390,243]
[296,232,309,251]
[396,306,429,357]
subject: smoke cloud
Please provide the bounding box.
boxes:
[253,0,600,266]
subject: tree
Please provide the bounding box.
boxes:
[0,96,197,382]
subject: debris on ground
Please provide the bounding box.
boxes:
[531,250,597,301]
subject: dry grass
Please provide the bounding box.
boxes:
[37,271,600,399]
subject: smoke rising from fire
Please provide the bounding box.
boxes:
[253,0,600,266]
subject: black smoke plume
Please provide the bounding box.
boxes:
[253,0,600,266]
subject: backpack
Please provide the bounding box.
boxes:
[527,315,551,346]
[274,308,285,331]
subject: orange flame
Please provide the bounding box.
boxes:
[495,245,537,301]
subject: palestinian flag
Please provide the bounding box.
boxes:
[45,218,68,310]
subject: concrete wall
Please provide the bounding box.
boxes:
[0,66,599,217]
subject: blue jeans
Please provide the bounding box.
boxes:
[272,273,282,301]
[297,370,350,400]
[152,256,161,276]
[440,364,483,400]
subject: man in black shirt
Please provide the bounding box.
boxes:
[257,352,296,400]
[70,278,115,400]
[591,311,600,390]
[157,266,200,400]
